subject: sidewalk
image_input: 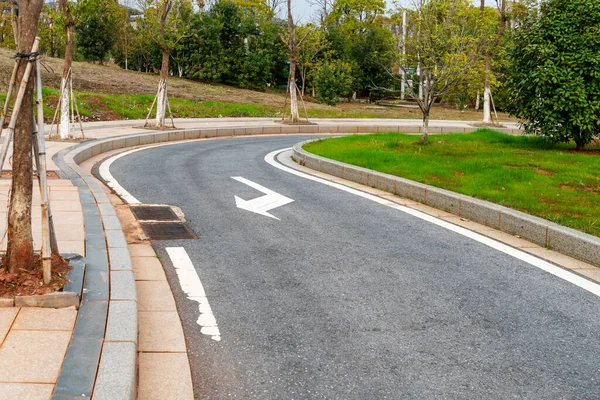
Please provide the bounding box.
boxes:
[0,117,593,400]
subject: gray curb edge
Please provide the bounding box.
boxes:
[292,140,600,269]
[50,122,523,399]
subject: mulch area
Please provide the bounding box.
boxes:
[0,253,72,298]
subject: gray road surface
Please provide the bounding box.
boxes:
[109,135,600,399]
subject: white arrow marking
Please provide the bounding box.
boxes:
[232,176,294,220]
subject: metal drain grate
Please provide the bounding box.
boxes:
[140,222,197,240]
[131,205,179,221]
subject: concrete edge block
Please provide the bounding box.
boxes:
[262,126,281,134]
[217,128,234,137]
[153,132,169,143]
[369,171,396,193]
[104,300,138,344]
[281,126,301,134]
[342,165,369,186]
[233,128,247,136]
[298,125,319,134]
[168,131,185,141]
[320,160,344,178]
[15,292,79,309]
[500,210,551,247]
[92,341,137,400]
[125,136,140,147]
[245,127,263,135]
[425,187,461,215]
[459,197,501,229]
[337,125,358,134]
[109,271,137,301]
[184,129,200,140]
[139,134,154,145]
[393,178,427,203]
[304,156,321,172]
[112,138,127,150]
[357,126,378,133]
[318,125,338,133]
[200,129,217,138]
[547,226,600,267]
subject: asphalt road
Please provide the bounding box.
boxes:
[110,135,600,399]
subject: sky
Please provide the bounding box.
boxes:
[288,0,499,22]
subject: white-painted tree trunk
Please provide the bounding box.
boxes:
[156,78,167,128]
[475,90,480,110]
[289,82,299,123]
[59,77,70,139]
[483,85,491,124]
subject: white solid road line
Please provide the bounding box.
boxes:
[232,176,294,220]
[166,247,222,341]
[266,148,600,298]
[99,147,148,204]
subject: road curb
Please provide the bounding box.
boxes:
[292,141,600,269]
[50,122,521,399]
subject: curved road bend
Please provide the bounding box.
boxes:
[108,135,600,399]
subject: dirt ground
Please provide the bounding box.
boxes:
[0,47,514,121]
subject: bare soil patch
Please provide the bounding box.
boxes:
[0,253,72,298]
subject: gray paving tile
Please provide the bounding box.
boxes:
[85,232,106,252]
[102,215,122,230]
[85,249,109,272]
[63,254,85,296]
[105,301,137,343]
[110,271,136,301]
[109,247,132,271]
[83,270,109,301]
[106,229,127,248]
[73,300,107,339]
[93,342,136,400]
[53,338,102,397]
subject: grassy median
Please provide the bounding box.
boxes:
[304,129,600,237]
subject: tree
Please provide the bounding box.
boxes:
[141,0,194,128]
[280,0,308,123]
[505,0,600,150]
[396,0,486,143]
[324,0,395,99]
[75,0,119,63]
[297,24,328,95]
[58,0,75,139]
[6,0,44,273]
[314,59,352,105]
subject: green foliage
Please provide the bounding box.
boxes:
[38,5,66,58]
[314,60,353,106]
[304,130,600,236]
[75,0,120,63]
[185,0,286,89]
[506,0,600,149]
[324,0,395,97]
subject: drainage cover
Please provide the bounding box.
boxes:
[131,205,179,221]
[139,222,197,240]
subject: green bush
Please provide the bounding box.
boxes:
[314,60,353,106]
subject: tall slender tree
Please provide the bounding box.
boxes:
[143,0,193,128]
[280,0,308,123]
[58,0,74,139]
[6,0,44,273]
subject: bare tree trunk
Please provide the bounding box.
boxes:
[483,55,491,124]
[156,48,169,128]
[59,0,74,139]
[7,0,44,273]
[288,60,299,123]
[421,112,429,143]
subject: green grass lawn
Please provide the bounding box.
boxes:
[304,129,600,237]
